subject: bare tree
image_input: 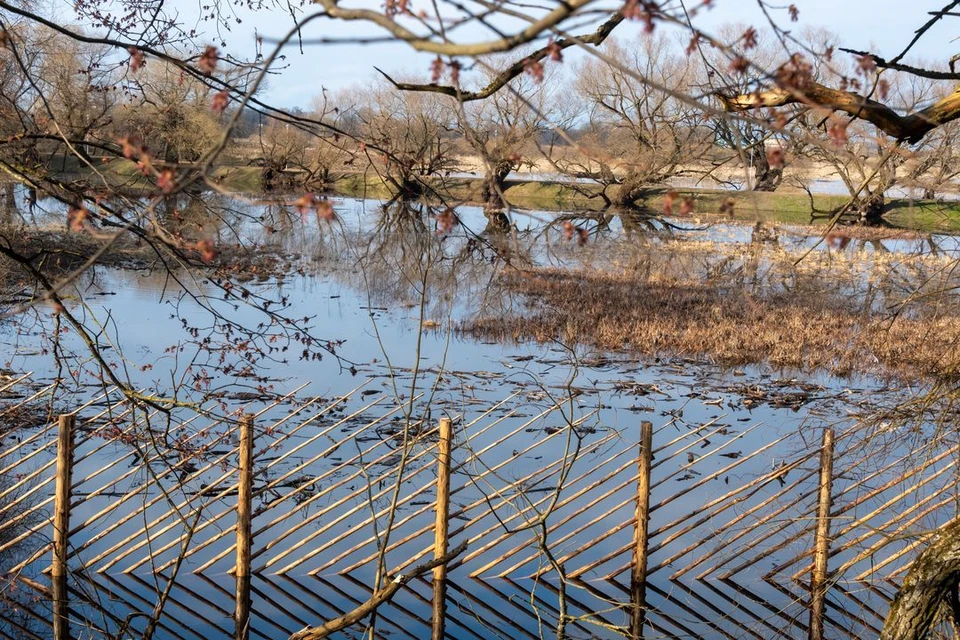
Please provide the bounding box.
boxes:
[36,31,117,163]
[889,71,960,199]
[0,23,52,171]
[251,119,314,189]
[349,79,458,201]
[307,90,357,188]
[556,36,708,209]
[784,43,948,224]
[797,115,902,224]
[447,60,562,210]
[695,24,800,192]
[112,60,226,163]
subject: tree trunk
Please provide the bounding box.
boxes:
[752,151,783,192]
[855,192,887,225]
[881,518,960,640]
[611,177,651,209]
[1,183,15,225]
[483,209,510,232]
[262,167,277,191]
[394,173,424,201]
[481,160,514,209]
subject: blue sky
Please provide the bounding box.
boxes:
[159,0,956,107]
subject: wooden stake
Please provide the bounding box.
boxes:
[809,427,835,640]
[235,414,254,640]
[432,417,453,640]
[630,420,653,640]
[52,413,75,640]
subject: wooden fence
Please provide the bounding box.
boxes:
[0,372,956,639]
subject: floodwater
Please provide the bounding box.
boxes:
[448,168,960,200]
[1,191,959,639]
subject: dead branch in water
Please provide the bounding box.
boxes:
[288,540,468,640]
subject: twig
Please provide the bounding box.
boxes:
[288,541,468,640]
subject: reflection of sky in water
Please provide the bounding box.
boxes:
[1,193,957,639]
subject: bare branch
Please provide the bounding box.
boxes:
[377,10,625,101]
[839,48,960,81]
[315,0,599,56]
[288,540,468,640]
[719,82,960,144]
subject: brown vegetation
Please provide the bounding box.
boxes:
[465,254,960,380]
[4,0,960,634]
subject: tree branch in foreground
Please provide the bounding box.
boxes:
[288,541,468,640]
[839,47,960,81]
[376,11,625,102]
[719,81,960,143]
[315,0,596,56]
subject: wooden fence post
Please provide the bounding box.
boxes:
[235,414,254,640]
[630,420,654,640]
[809,427,835,640]
[52,413,76,640]
[432,417,453,640]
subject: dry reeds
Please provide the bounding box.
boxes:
[464,257,960,380]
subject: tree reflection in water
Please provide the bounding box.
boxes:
[0,467,45,638]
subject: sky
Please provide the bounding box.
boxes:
[66,0,960,107]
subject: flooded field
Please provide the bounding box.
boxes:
[1,191,959,639]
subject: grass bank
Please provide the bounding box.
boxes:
[46,160,960,233]
[328,172,960,233]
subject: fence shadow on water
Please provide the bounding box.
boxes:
[0,372,956,640]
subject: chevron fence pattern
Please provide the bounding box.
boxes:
[0,373,956,639]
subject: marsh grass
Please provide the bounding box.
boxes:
[464,237,960,380]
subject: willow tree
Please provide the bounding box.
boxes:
[347,79,458,201]
[720,39,960,223]
[695,24,797,192]
[453,66,561,211]
[559,36,708,208]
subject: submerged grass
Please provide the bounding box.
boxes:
[464,241,960,381]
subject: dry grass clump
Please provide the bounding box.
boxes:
[0,401,50,435]
[465,267,960,380]
[1,229,150,272]
[0,228,301,282]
